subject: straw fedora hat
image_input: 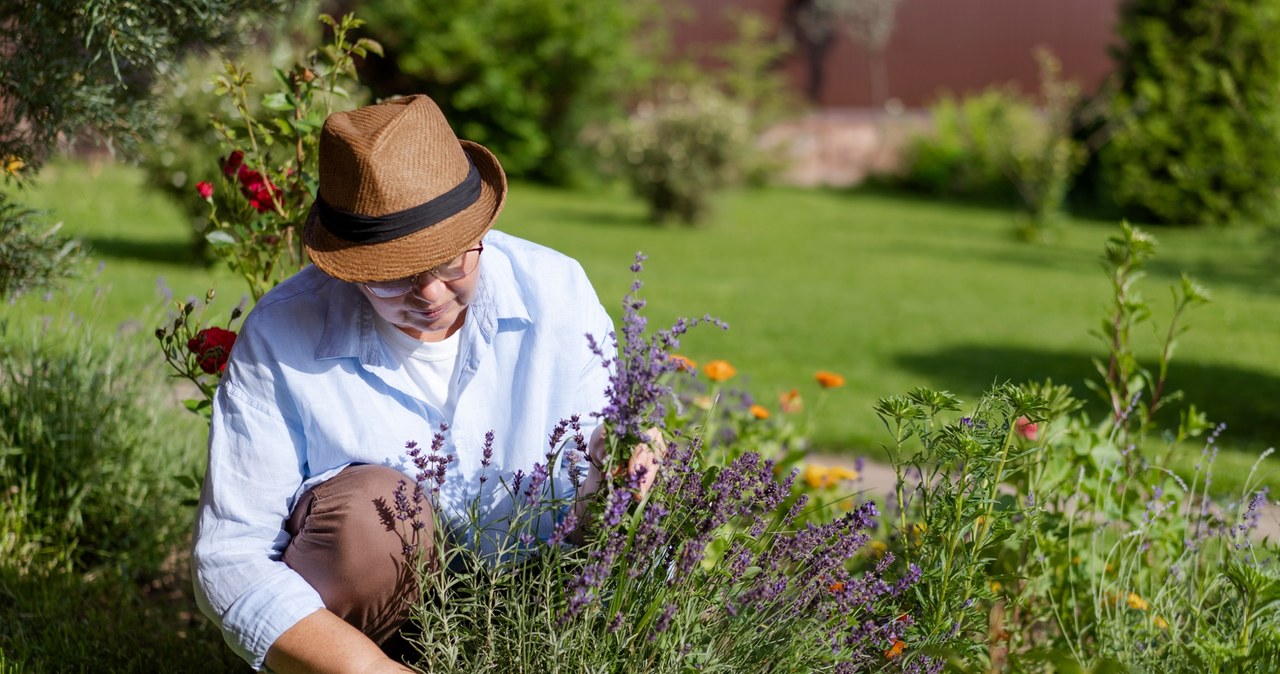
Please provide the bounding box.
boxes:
[303,94,507,282]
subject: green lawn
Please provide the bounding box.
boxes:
[8,159,1280,493]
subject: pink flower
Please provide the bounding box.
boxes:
[1015,416,1038,440]
[196,181,214,200]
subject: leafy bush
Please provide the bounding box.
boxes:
[897,88,1025,202]
[0,0,292,171]
[0,192,82,300]
[1099,0,1280,225]
[598,83,754,226]
[897,49,1086,239]
[357,0,660,185]
[0,306,193,577]
[871,224,1280,669]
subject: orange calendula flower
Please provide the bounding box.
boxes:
[1126,593,1149,611]
[828,581,845,593]
[703,359,736,382]
[884,640,906,659]
[4,156,24,175]
[779,388,803,414]
[814,370,846,389]
[1153,615,1169,629]
[668,354,697,372]
[749,404,769,419]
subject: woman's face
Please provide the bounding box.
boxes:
[358,246,482,342]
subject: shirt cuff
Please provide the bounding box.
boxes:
[221,568,327,671]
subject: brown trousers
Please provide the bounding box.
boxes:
[282,464,433,647]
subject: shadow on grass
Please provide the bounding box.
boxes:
[536,207,657,231]
[894,344,1280,448]
[0,566,246,672]
[81,236,206,267]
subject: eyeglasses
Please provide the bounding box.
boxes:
[363,242,484,298]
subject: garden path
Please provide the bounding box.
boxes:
[809,454,1280,542]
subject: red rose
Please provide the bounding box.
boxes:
[196,181,214,200]
[222,150,245,177]
[188,327,238,374]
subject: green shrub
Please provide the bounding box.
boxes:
[0,193,82,300]
[357,0,660,184]
[598,84,754,226]
[898,88,1026,202]
[0,0,292,172]
[1099,0,1280,225]
[0,304,195,577]
[896,51,1086,240]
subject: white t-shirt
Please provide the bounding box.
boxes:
[372,312,461,416]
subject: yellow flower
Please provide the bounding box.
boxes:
[802,464,859,489]
[3,156,24,175]
[668,354,696,372]
[749,404,770,420]
[814,370,846,389]
[829,466,859,482]
[1153,615,1169,630]
[1072,555,1082,565]
[703,359,736,382]
[803,464,833,489]
[989,580,1003,593]
[884,640,906,660]
[1126,593,1149,611]
[908,522,927,547]
[869,540,887,557]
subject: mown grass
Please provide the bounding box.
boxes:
[7,159,1280,496]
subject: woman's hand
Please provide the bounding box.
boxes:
[587,426,666,499]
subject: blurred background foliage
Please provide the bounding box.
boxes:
[4,0,1280,670]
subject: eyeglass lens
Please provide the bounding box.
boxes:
[365,244,482,297]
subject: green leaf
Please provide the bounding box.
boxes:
[206,230,237,247]
[262,92,293,112]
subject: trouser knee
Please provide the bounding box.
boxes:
[283,464,434,645]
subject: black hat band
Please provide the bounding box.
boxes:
[316,158,481,244]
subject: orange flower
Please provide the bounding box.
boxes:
[703,359,736,382]
[814,370,846,389]
[779,388,803,414]
[1126,592,1149,611]
[668,354,697,372]
[828,581,845,593]
[884,640,906,659]
[749,404,770,419]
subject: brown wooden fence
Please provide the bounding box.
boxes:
[671,0,1121,108]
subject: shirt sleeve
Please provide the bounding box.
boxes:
[191,374,326,670]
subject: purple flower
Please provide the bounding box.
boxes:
[588,253,725,444]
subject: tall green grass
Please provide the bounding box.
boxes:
[7,159,1279,493]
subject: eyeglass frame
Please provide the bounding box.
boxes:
[362,242,484,298]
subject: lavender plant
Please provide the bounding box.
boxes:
[391,255,932,673]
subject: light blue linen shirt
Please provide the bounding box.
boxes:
[191,230,615,669]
